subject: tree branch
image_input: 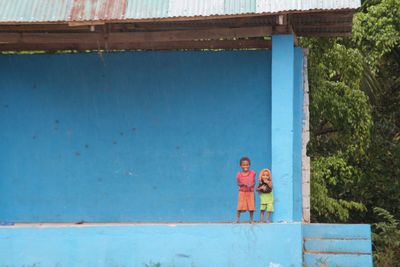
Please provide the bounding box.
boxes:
[316,127,338,136]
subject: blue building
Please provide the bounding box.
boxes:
[0,1,372,266]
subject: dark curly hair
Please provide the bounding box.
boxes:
[239,156,251,165]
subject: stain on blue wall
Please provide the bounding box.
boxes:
[0,223,303,267]
[0,51,274,222]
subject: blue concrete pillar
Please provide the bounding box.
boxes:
[271,34,295,222]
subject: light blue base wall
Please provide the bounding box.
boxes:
[0,223,373,267]
[0,224,303,267]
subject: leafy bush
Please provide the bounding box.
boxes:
[372,207,400,267]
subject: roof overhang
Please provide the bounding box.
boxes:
[0,0,361,52]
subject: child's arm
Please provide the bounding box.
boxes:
[256,183,262,191]
[249,173,255,188]
[237,175,243,187]
[257,183,267,192]
[267,180,273,189]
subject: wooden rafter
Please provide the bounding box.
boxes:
[0,39,271,52]
[0,26,283,45]
[0,10,356,51]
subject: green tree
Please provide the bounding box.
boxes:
[304,0,400,264]
[305,0,400,223]
[302,38,371,222]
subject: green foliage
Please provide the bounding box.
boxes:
[304,38,371,160]
[309,80,371,158]
[372,208,400,266]
[353,0,400,220]
[305,0,400,223]
[302,37,372,222]
[304,0,400,265]
[307,40,364,89]
[311,156,366,222]
[354,0,400,69]
[304,40,372,224]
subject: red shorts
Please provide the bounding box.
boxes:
[237,191,255,211]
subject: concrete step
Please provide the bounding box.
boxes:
[304,252,373,267]
[304,238,372,254]
[302,224,373,267]
[303,224,371,239]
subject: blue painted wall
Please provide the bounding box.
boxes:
[0,51,274,222]
[0,223,303,267]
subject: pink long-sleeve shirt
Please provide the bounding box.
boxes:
[237,170,256,192]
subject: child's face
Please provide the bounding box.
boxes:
[240,160,250,172]
[262,172,270,182]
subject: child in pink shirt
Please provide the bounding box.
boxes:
[236,157,256,223]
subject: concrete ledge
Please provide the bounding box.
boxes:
[0,223,303,267]
[0,221,297,228]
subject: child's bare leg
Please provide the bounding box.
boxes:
[236,211,241,223]
[260,211,264,223]
[249,211,254,223]
[266,212,271,223]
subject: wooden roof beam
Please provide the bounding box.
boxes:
[0,39,271,52]
[0,26,288,45]
[298,31,352,37]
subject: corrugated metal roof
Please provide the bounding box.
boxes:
[0,0,361,23]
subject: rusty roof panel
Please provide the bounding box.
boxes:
[0,0,361,23]
[69,0,127,21]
